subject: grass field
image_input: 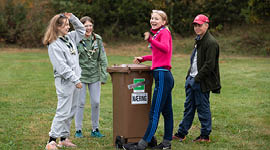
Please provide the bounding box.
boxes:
[0,46,269,150]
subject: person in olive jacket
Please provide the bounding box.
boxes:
[173,14,221,142]
[74,16,108,138]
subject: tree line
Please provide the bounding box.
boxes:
[0,0,269,47]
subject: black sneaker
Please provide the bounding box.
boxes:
[152,143,171,149]
[193,135,210,142]
[172,132,186,142]
[123,143,146,150]
[148,136,157,148]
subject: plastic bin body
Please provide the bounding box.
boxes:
[107,64,153,144]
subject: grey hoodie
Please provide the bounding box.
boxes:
[48,14,86,85]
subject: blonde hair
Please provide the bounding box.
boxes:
[152,10,168,25]
[43,14,68,45]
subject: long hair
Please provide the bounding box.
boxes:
[43,14,68,45]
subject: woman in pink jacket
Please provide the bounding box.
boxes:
[125,10,174,150]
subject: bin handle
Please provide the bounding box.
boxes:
[128,80,149,90]
[127,67,144,74]
[127,66,131,74]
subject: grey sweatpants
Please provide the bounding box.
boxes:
[75,81,101,131]
[49,77,80,138]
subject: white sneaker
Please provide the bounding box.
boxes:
[45,141,58,150]
[58,139,77,148]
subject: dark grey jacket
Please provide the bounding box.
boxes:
[187,31,221,93]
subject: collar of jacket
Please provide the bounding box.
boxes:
[59,36,69,42]
[150,25,165,34]
[83,34,94,41]
[196,30,209,44]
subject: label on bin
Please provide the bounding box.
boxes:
[132,78,145,93]
[131,92,148,104]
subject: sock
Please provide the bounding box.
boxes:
[60,137,66,141]
[49,137,56,143]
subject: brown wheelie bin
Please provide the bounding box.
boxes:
[107,64,153,148]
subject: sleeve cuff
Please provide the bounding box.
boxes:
[74,80,81,85]
[69,14,75,20]
[147,36,153,43]
[194,76,200,82]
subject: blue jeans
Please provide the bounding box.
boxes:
[143,68,174,142]
[177,76,211,136]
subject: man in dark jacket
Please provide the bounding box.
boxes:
[173,14,221,142]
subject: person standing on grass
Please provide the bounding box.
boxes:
[124,10,174,150]
[173,14,221,142]
[74,16,108,138]
[43,12,85,150]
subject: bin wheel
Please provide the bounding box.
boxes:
[115,136,126,149]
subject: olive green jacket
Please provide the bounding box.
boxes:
[77,33,108,83]
[187,31,221,93]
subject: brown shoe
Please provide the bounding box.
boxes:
[172,132,186,142]
[193,135,210,142]
[58,139,77,148]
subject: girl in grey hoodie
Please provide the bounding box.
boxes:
[43,13,85,150]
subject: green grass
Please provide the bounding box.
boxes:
[0,49,269,150]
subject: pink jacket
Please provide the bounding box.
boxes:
[141,27,172,70]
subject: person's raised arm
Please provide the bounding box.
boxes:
[66,13,86,44]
